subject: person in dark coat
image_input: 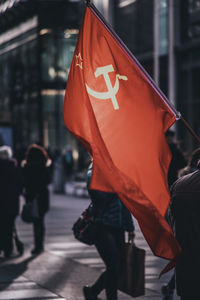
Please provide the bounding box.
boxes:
[161,131,187,300]
[162,148,200,300]
[166,130,187,187]
[22,144,52,255]
[169,160,200,300]
[83,163,135,300]
[63,146,74,180]
[0,146,23,258]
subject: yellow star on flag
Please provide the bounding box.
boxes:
[75,53,83,69]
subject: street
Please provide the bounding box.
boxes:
[0,187,180,300]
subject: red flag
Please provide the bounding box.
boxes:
[63,3,181,265]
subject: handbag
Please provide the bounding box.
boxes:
[72,203,96,245]
[118,242,145,297]
[21,198,39,223]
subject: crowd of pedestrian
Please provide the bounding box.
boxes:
[0,143,51,258]
[0,141,90,259]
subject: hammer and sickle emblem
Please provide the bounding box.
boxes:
[85,64,127,110]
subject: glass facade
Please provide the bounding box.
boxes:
[177,48,200,151]
[0,52,10,123]
[0,20,40,147]
[158,0,168,55]
[115,0,138,53]
[40,29,78,151]
[189,0,200,12]
[115,0,154,56]
[0,13,79,153]
[180,0,200,41]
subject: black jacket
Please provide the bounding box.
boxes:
[87,163,134,232]
[170,169,200,297]
[23,161,51,215]
[0,158,22,216]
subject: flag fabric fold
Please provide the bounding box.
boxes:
[63,3,181,266]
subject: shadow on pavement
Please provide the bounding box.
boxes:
[22,251,103,300]
[0,255,37,291]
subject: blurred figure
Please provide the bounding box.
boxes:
[83,162,135,300]
[169,160,200,300]
[178,147,200,177]
[14,142,26,166]
[166,130,187,187]
[63,146,74,180]
[77,142,90,173]
[52,149,65,194]
[0,146,23,258]
[22,144,52,255]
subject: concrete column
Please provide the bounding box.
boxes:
[168,0,175,107]
[153,0,159,86]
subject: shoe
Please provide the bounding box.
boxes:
[83,286,98,300]
[31,247,44,255]
[161,285,174,300]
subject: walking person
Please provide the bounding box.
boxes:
[0,146,23,258]
[83,162,135,300]
[161,130,187,300]
[169,159,200,300]
[161,147,200,300]
[22,144,52,255]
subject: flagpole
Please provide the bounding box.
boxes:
[180,117,200,145]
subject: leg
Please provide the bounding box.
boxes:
[168,273,175,290]
[161,272,175,300]
[3,215,15,257]
[32,213,45,254]
[91,225,125,300]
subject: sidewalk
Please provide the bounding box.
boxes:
[0,190,180,300]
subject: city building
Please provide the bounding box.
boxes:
[0,0,84,156]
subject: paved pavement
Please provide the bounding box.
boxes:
[0,185,180,300]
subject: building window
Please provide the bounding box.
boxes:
[189,0,200,13]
